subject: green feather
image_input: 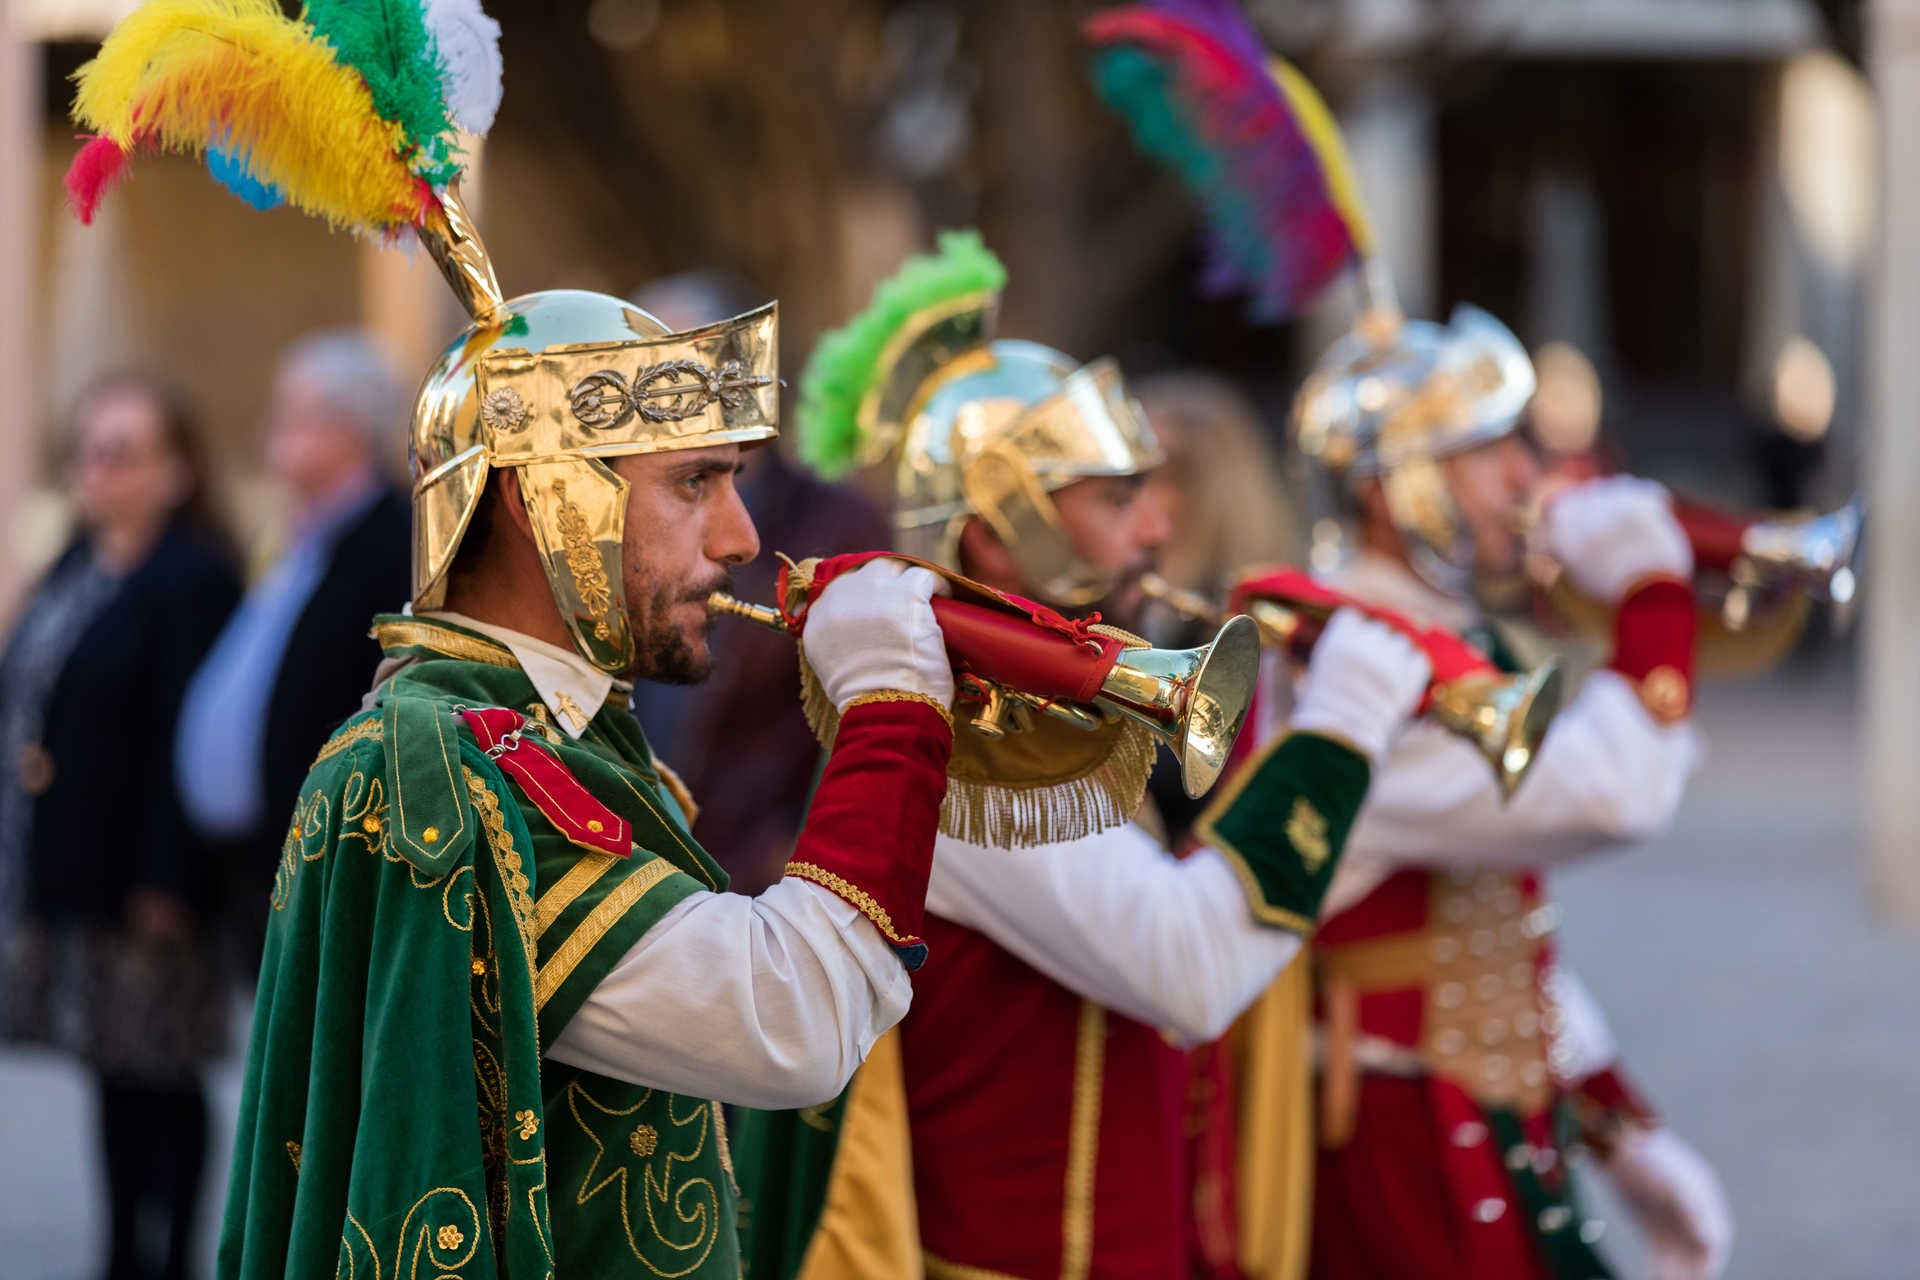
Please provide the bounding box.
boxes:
[303,0,461,184]
[797,229,1006,479]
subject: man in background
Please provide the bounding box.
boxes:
[627,271,892,892]
[174,330,411,957]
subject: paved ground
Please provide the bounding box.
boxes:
[2,659,1912,1278]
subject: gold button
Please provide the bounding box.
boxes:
[587,819,605,834]
[361,815,383,835]
[1451,1121,1488,1148]
[470,959,487,976]
[423,826,440,843]
[1639,665,1690,723]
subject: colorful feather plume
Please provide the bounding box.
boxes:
[65,0,502,235]
[1085,0,1372,321]
[797,229,1007,479]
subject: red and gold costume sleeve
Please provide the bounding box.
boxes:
[1567,1063,1661,1159]
[784,692,954,970]
[1607,575,1698,723]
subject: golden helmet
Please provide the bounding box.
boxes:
[409,191,779,672]
[1293,304,1536,594]
[798,231,1162,606]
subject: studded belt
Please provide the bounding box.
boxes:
[1314,870,1567,1145]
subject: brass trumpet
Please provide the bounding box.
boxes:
[1671,494,1863,629]
[1141,574,1563,800]
[707,591,1262,799]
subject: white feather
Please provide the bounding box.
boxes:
[423,0,505,136]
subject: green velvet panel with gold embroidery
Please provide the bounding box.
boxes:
[1194,731,1372,934]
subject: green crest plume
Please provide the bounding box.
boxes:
[798,229,1006,479]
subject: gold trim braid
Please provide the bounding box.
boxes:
[373,619,519,669]
[1062,999,1105,1280]
[783,861,919,947]
[842,688,956,730]
[533,857,679,1010]
[531,852,618,940]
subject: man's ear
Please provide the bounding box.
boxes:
[956,513,1018,587]
[495,467,537,543]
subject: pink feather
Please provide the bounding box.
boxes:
[65,135,132,225]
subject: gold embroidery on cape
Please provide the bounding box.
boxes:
[551,480,616,641]
[566,1081,720,1275]
[372,618,519,669]
[313,716,382,766]
[395,1187,481,1278]
[285,1141,301,1173]
[466,768,537,972]
[534,858,678,1011]
[782,861,916,947]
[533,852,618,939]
[1285,797,1332,873]
[1062,999,1105,1280]
[517,1109,540,1141]
[341,1210,380,1278]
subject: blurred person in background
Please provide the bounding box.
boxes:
[1135,369,1303,648]
[173,330,410,963]
[0,373,241,1280]
[626,271,891,893]
[1135,370,1306,840]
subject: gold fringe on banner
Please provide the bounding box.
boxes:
[784,556,1156,849]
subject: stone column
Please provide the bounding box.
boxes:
[1865,0,1920,924]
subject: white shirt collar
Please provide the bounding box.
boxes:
[420,610,628,737]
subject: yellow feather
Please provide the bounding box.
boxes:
[71,0,424,232]
[1268,57,1374,257]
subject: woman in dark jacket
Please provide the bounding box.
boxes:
[0,374,240,1280]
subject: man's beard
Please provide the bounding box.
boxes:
[630,568,734,685]
[1077,564,1151,634]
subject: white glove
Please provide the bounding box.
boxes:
[1541,475,1693,604]
[1606,1127,1733,1280]
[800,559,955,712]
[1290,609,1431,764]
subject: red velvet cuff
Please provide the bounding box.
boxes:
[1607,575,1697,723]
[784,696,953,970]
[1568,1064,1659,1158]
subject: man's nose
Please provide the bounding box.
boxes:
[709,482,761,567]
[1136,493,1175,548]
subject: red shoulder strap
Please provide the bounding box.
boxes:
[457,707,632,858]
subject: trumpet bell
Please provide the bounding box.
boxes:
[1097,614,1262,798]
[1425,659,1565,801]
[1739,493,1864,606]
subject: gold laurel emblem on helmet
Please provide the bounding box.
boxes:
[569,360,775,430]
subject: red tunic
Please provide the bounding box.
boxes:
[1306,868,1609,1280]
[899,912,1196,1278]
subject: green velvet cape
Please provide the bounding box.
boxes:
[217,617,744,1279]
